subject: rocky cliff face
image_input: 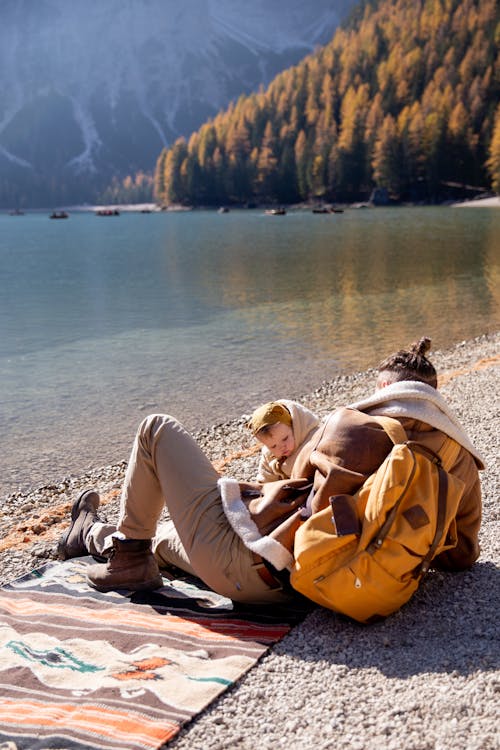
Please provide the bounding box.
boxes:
[0,0,355,206]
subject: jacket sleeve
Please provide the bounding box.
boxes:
[433,448,482,570]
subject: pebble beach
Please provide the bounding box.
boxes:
[0,330,498,749]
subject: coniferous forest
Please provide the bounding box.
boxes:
[154,0,500,206]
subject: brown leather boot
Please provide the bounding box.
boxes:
[57,489,101,560]
[86,537,163,592]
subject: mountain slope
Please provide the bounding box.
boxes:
[0,0,355,207]
[155,0,499,206]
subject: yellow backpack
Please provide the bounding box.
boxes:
[290,417,464,623]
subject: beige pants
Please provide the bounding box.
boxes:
[87,414,292,604]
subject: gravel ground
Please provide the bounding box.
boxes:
[0,331,498,749]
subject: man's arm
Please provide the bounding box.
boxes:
[433,450,482,570]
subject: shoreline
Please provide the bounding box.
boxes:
[451,195,500,208]
[3,195,499,214]
[77,194,500,211]
[2,330,498,503]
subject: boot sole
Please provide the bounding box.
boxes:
[86,574,164,592]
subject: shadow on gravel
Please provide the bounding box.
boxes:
[277,562,499,678]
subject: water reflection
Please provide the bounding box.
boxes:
[197,208,498,372]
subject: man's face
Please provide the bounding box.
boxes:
[257,422,296,460]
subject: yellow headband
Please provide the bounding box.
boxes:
[247,402,292,435]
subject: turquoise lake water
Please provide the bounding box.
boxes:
[1,206,499,493]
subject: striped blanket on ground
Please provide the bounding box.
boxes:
[0,557,308,750]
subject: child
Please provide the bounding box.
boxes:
[247,399,320,482]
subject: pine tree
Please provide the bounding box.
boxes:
[487,104,500,194]
[154,149,167,204]
[163,138,188,205]
[255,121,278,201]
[372,114,401,198]
[294,129,308,200]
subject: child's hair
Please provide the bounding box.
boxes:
[377,336,438,388]
[247,401,292,436]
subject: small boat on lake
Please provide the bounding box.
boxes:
[95,208,120,216]
[49,210,69,219]
[312,206,330,214]
[265,207,286,215]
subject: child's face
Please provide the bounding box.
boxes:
[257,422,296,460]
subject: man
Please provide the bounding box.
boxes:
[60,337,483,602]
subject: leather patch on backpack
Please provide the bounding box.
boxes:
[330,494,361,536]
[403,504,430,530]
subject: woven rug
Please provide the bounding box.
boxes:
[0,557,308,750]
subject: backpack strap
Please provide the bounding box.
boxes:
[368,439,452,577]
[372,415,408,445]
[419,464,449,575]
[437,436,462,472]
[371,419,463,578]
[375,416,462,472]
